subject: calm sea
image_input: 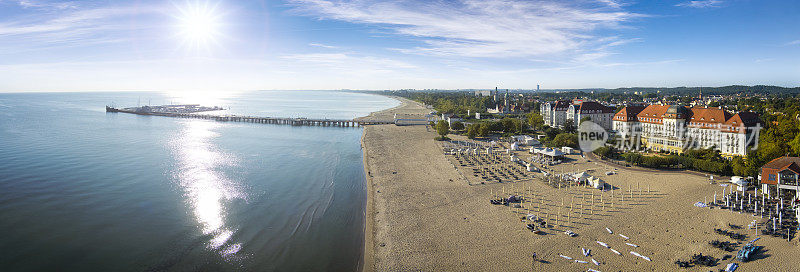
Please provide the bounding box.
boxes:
[0,90,399,271]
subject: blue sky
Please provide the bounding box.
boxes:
[0,0,797,92]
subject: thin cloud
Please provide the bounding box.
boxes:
[785,40,800,46]
[288,0,645,58]
[676,0,723,8]
[16,0,77,10]
[308,42,338,49]
[0,4,162,49]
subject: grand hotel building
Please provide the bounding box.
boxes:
[612,105,760,158]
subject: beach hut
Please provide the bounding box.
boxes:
[561,146,575,155]
[588,176,605,189]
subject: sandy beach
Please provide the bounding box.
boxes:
[360,97,800,271]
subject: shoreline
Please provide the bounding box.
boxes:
[358,95,414,272]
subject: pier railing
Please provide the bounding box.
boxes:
[107,108,396,127]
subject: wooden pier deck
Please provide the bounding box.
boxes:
[107,108,396,127]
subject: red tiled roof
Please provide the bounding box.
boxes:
[762,156,800,173]
[688,107,730,127]
[721,112,760,133]
[614,106,645,122]
[636,105,670,124]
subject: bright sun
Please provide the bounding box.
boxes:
[176,1,222,50]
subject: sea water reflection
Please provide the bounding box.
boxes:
[171,119,244,258]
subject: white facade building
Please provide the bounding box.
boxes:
[541,100,613,130]
[612,105,760,158]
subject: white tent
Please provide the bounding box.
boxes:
[588,176,605,189]
[731,176,748,192]
[573,172,591,182]
[537,148,565,158]
[512,135,540,146]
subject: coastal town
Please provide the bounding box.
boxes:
[360,86,800,271]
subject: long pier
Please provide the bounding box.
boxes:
[107,107,395,127]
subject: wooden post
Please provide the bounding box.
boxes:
[601,191,604,212]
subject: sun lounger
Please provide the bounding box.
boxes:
[575,260,588,264]
[587,269,602,272]
[625,243,638,247]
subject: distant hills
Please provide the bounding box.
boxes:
[587,85,800,95]
[378,85,800,95]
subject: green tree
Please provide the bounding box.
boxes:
[527,113,544,130]
[732,156,748,177]
[466,124,479,139]
[564,119,576,133]
[478,123,491,137]
[551,133,578,148]
[451,121,465,131]
[593,146,617,159]
[580,116,592,125]
[435,120,449,139]
[789,133,800,156]
[544,127,561,141]
[501,118,515,132]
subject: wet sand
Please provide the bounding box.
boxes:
[360,98,800,271]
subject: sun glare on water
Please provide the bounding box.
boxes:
[176,1,223,51]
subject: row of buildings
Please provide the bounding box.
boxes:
[540,100,616,130]
[541,100,761,158]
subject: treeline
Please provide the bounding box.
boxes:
[464,118,525,138]
[594,147,733,176]
[609,85,800,96]
[392,91,493,115]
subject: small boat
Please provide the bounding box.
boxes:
[619,234,629,240]
[565,230,577,237]
[575,260,588,264]
[625,243,638,247]
[610,248,621,255]
[596,241,609,248]
[606,227,613,234]
[560,255,573,260]
[591,258,599,266]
